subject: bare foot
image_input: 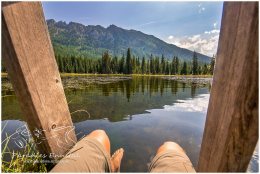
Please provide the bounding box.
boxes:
[111,148,124,172]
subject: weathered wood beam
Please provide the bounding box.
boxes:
[198,2,258,172]
[2,2,76,159]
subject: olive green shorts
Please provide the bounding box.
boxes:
[51,136,195,173]
[148,149,196,173]
[50,137,112,173]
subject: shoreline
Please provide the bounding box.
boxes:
[2,73,213,91]
[1,72,213,78]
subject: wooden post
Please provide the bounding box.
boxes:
[2,2,77,159]
[198,2,258,172]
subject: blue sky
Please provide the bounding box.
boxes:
[42,2,223,57]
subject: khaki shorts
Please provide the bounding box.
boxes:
[51,136,195,173]
[50,137,112,172]
[148,149,196,173]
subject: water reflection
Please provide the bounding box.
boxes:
[1,76,258,172]
[191,84,197,98]
[66,77,209,123]
[2,76,209,123]
[73,94,210,172]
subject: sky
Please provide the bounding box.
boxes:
[42,2,223,57]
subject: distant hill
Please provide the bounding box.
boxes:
[47,19,211,63]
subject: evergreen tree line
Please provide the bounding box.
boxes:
[2,48,215,75]
[54,48,215,75]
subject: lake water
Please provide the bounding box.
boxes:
[1,76,258,172]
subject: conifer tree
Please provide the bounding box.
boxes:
[141,57,146,74]
[202,63,208,75]
[209,55,215,75]
[192,51,199,75]
[101,51,111,74]
[155,57,160,74]
[181,61,187,75]
[175,56,179,74]
[150,54,154,74]
[132,55,136,74]
[161,54,166,74]
[136,57,140,73]
[147,59,150,74]
[126,48,132,74]
[171,56,176,75]
[165,61,170,75]
[113,56,119,74]
[119,55,125,74]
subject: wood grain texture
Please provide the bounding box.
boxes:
[2,2,76,159]
[198,2,258,172]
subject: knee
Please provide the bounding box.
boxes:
[88,129,110,154]
[156,141,185,155]
[92,129,107,137]
[89,129,109,142]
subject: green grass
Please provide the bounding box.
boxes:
[131,74,213,78]
[1,128,48,172]
[60,72,129,77]
[2,72,213,78]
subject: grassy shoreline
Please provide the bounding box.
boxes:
[2,72,213,78]
[2,73,212,92]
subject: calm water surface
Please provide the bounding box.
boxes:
[2,76,258,172]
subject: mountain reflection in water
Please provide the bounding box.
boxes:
[1,76,258,172]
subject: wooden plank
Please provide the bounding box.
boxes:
[2,2,77,159]
[198,2,258,172]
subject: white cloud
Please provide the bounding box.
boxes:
[166,30,220,57]
[189,34,201,42]
[164,94,210,113]
[204,29,220,34]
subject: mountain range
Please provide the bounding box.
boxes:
[47,19,211,63]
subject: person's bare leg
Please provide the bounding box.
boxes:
[87,129,111,154]
[156,141,185,155]
[150,141,196,172]
[87,130,124,172]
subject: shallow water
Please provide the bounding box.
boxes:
[1,76,258,172]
